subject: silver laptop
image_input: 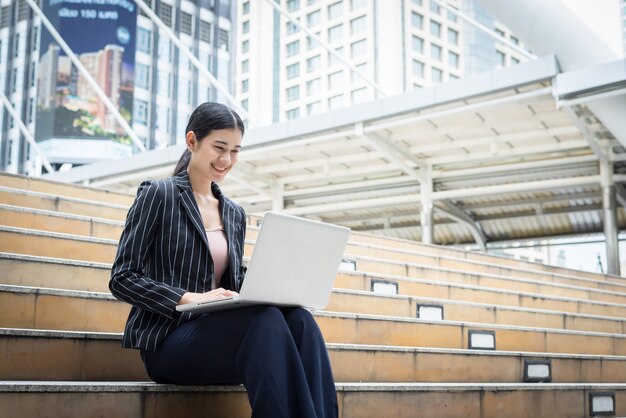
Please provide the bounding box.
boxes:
[176,211,350,313]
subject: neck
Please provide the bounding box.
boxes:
[186,166,213,197]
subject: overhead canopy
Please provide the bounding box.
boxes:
[45,55,626,246]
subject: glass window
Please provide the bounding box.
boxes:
[158,38,171,62]
[158,2,173,27]
[137,28,151,53]
[307,36,317,49]
[448,51,459,68]
[287,62,300,79]
[351,39,367,58]
[307,101,321,115]
[307,78,321,95]
[241,99,249,110]
[429,0,440,14]
[328,1,343,19]
[328,46,343,65]
[328,24,343,42]
[411,12,423,29]
[136,63,150,89]
[180,12,193,36]
[432,67,442,82]
[286,85,300,101]
[287,40,300,57]
[242,40,249,53]
[448,28,458,45]
[350,0,366,11]
[307,10,321,27]
[31,26,38,52]
[200,20,211,43]
[307,55,321,72]
[306,78,322,96]
[286,22,299,35]
[134,99,149,125]
[328,70,343,90]
[495,28,505,38]
[351,87,368,103]
[218,29,230,51]
[286,108,300,119]
[351,62,366,82]
[431,43,442,61]
[411,0,422,5]
[496,50,506,65]
[512,57,520,64]
[242,59,249,73]
[241,79,249,93]
[412,60,424,77]
[287,0,300,12]
[351,16,366,34]
[242,21,249,34]
[430,20,441,37]
[328,94,343,109]
[412,36,423,54]
[510,36,519,45]
[243,1,250,14]
[447,9,457,22]
[158,70,171,95]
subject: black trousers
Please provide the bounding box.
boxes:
[141,306,338,418]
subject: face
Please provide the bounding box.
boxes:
[186,128,243,183]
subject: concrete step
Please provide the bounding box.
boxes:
[0,187,129,221]
[2,286,626,355]
[3,226,625,306]
[4,252,626,321]
[0,204,122,240]
[2,328,626,384]
[2,284,625,336]
[249,214,623,285]
[0,172,134,206]
[0,381,624,418]
[4,206,623,297]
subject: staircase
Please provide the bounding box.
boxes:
[1,172,625,417]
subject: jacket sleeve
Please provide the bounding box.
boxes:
[109,180,186,319]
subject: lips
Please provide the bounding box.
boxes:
[211,164,228,173]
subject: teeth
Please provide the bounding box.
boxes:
[212,164,226,172]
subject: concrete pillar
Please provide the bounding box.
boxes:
[272,184,284,211]
[601,160,620,275]
[421,168,434,244]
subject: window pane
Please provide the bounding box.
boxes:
[412,36,423,53]
[448,51,459,68]
[432,67,442,82]
[287,0,300,12]
[496,50,506,65]
[328,70,343,89]
[287,62,300,79]
[350,0,366,11]
[286,85,300,101]
[412,60,424,77]
[351,39,367,58]
[430,20,441,37]
[307,101,321,114]
[448,28,458,45]
[200,20,211,43]
[286,108,300,119]
[307,55,321,72]
[431,43,442,61]
[307,78,321,95]
[328,24,343,42]
[307,10,321,27]
[351,15,366,34]
[287,40,300,57]
[411,12,423,29]
[328,1,343,19]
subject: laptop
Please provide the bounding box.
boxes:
[176,211,350,313]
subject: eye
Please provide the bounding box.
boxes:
[214,146,225,151]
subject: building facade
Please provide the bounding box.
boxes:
[236,0,529,125]
[0,0,237,176]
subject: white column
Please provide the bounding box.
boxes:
[272,183,285,211]
[421,168,434,244]
[601,159,620,275]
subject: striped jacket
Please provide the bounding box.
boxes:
[109,170,247,351]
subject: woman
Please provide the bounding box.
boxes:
[109,102,338,418]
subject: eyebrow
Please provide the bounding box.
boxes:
[214,140,242,148]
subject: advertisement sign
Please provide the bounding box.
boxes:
[36,0,137,160]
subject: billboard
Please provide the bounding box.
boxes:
[36,0,137,161]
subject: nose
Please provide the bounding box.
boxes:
[219,153,231,164]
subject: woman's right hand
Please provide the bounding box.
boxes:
[177,288,239,306]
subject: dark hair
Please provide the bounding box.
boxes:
[173,102,245,176]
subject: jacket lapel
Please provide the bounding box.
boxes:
[174,171,210,250]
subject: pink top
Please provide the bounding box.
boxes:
[205,226,229,289]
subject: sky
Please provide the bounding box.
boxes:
[566,0,624,57]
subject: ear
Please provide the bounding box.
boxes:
[186,131,196,151]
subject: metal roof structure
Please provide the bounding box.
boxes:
[46,55,626,249]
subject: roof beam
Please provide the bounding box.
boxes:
[438,200,487,250]
[561,106,608,163]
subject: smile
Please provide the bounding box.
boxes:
[212,164,228,173]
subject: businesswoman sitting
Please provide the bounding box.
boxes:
[109,102,337,418]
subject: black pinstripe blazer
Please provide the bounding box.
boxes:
[109,170,247,351]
